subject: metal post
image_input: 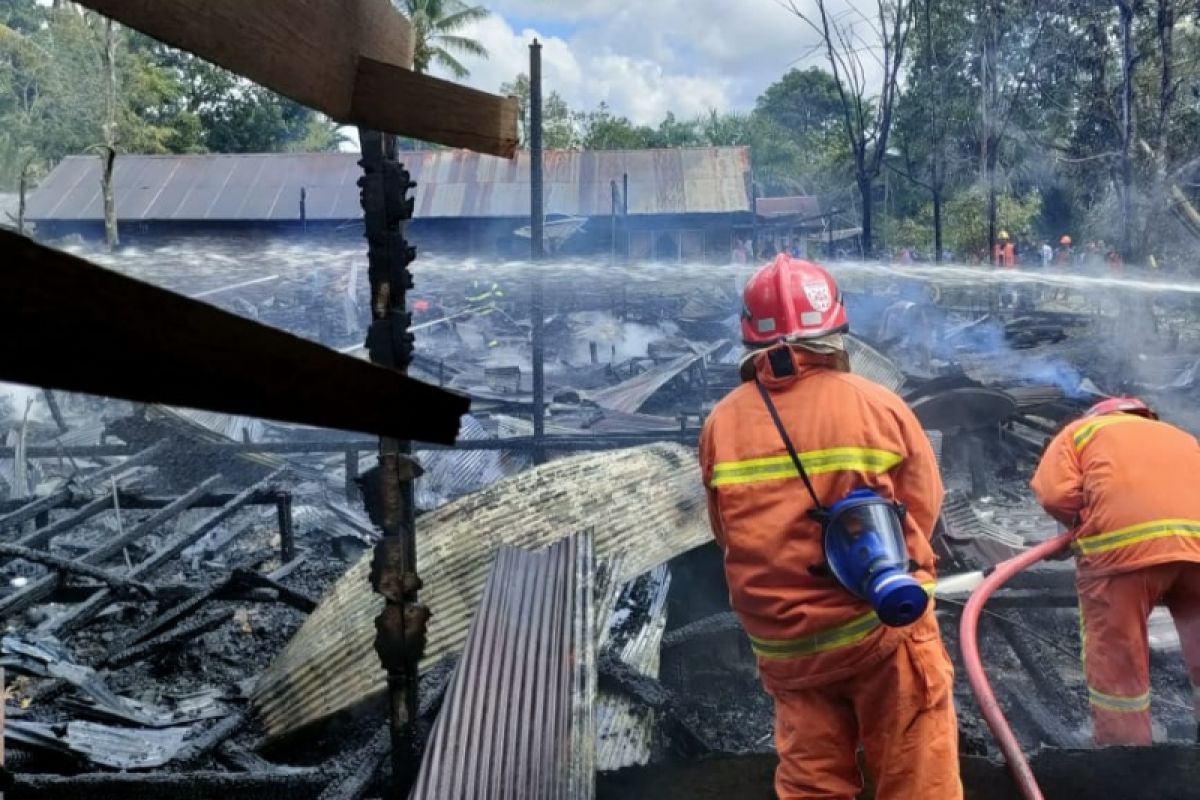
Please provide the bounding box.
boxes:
[358,129,425,797]
[530,40,546,465]
[344,449,360,505]
[611,180,618,267]
[276,492,295,563]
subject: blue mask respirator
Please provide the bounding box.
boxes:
[822,489,928,627]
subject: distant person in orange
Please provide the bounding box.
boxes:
[699,255,961,799]
[1107,247,1124,275]
[1032,398,1200,746]
[1056,235,1073,266]
[993,230,1015,268]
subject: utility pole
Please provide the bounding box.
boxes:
[358,129,425,797]
[530,39,545,465]
[100,17,119,251]
[1118,0,1135,262]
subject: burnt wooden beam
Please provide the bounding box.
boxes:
[0,544,153,597]
[0,441,166,533]
[7,770,327,800]
[14,496,113,550]
[74,0,517,157]
[0,475,224,619]
[0,490,283,516]
[48,471,283,636]
[0,233,468,444]
[230,568,317,614]
[105,607,235,669]
[0,432,700,461]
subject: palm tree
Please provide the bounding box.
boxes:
[396,0,489,79]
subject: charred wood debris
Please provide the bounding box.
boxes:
[2,252,1200,798]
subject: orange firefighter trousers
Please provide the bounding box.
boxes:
[1078,561,1200,745]
[767,631,962,800]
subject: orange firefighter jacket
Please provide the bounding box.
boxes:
[1031,414,1200,577]
[699,346,944,691]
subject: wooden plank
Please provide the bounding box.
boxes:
[76,0,518,157]
[351,58,520,157]
[0,232,469,444]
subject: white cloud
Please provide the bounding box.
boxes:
[434,0,889,126]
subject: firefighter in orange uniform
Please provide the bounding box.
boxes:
[1032,398,1200,746]
[699,255,961,799]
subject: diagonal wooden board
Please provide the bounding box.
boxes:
[76,0,518,157]
[0,230,469,444]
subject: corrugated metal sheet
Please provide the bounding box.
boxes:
[846,335,907,394]
[26,148,752,223]
[415,414,516,511]
[940,495,1026,567]
[65,721,191,770]
[756,195,821,219]
[587,343,727,414]
[596,566,671,772]
[412,533,595,800]
[251,442,710,742]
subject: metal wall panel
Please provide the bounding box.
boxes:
[27,148,753,223]
[411,533,595,800]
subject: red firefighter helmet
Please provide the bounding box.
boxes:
[741,255,848,345]
[1084,397,1157,420]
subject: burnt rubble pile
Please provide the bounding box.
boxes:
[5,248,1200,798]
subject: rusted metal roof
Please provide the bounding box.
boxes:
[251,443,711,742]
[756,195,821,219]
[26,148,752,223]
[412,533,595,799]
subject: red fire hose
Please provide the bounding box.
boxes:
[958,531,1075,800]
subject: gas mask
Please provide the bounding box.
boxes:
[822,489,928,627]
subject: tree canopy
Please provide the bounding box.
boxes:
[0,1,345,189]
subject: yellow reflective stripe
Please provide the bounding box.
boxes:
[710,448,903,488]
[1088,686,1150,713]
[1072,415,1144,452]
[1073,519,1200,556]
[749,583,935,660]
[750,611,880,659]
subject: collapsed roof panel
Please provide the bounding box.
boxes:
[252,442,711,741]
[411,533,595,799]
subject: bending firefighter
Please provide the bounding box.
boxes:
[699,255,961,800]
[1032,398,1200,745]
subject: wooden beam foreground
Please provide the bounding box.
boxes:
[0,230,470,444]
[76,0,519,158]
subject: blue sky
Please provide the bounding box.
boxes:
[435,0,862,126]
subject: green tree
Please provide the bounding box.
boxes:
[698,110,810,195]
[787,0,913,257]
[395,0,488,78]
[575,103,655,150]
[132,42,345,153]
[498,73,577,148]
[754,67,844,142]
[649,112,701,148]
